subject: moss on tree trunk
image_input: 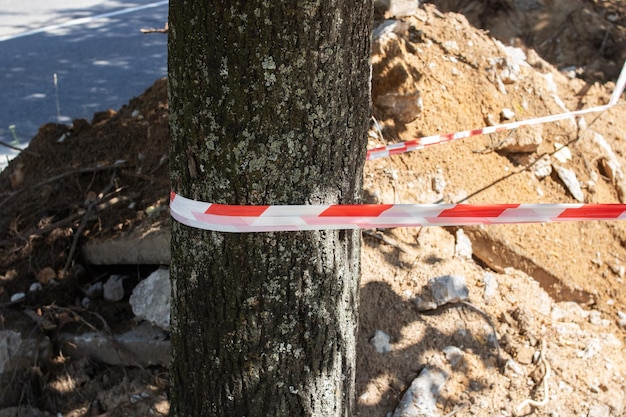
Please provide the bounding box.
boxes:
[168,1,371,416]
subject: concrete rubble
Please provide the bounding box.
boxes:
[129,267,171,331]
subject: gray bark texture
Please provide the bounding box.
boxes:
[168,1,371,416]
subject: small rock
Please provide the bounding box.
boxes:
[516,346,534,365]
[587,404,610,417]
[392,366,448,417]
[103,274,129,302]
[608,261,625,278]
[553,143,572,163]
[588,310,610,327]
[504,358,523,377]
[0,330,52,374]
[554,165,584,202]
[36,267,56,285]
[85,282,103,299]
[497,124,542,153]
[29,282,43,293]
[370,330,392,353]
[482,272,498,302]
[9,293,25,303]
[430,275,468,306]
[617,311,626,329]
[375,90,423,124]
[500,108,515,120]
[533,155,552,179]
[442,346,464,367]
[129,268,171,330]
[454,229,472,260]
[431,174,446,194]
[551,302,590,323]
[577,338,601,359]
[412,297,437,311]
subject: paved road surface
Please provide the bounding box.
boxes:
[0,0,168,169]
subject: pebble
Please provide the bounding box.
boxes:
[588,310,610,327]
[516,346,534,365]
[617,311,626,330]
[442,345,464,367]
[370,330,392,353]
[554,165,584,202]
[103,274,128,302]
[430,275,469,306]
[577,338,601,359]
[454,229,473,260]
[482,272,498,302]
[391,366,448,417]
[553,143,572,163]
[10,292,25,303]
[29,282,43,293]
[551,302,590,322]
[85,282,103,299]
[37,267,56,285]
[431,173,446,193]
[501,108,515,120]
[533,155,552,179]
[504,358,523,377]
[587,404,610,417]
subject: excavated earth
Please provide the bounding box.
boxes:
[1,1,625,416]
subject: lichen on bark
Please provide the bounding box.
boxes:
[169,1,371,416]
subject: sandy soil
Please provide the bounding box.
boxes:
[0,1,625,416]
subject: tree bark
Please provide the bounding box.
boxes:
[168,1,371,416]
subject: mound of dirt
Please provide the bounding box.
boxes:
[1,1,625,416]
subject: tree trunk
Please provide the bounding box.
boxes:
[168,1,371,416]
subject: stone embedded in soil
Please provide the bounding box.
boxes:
[413,275,469,311]
[482,272,498,302]
[103,274,129,302]
[430,275,469,306]
[129,267,171,331]
[496,124,543,153]
[0,330,51,375]
[59,322,170,367]
[391,366,448,417]
[454,229,473,260]
[36,267,55,285]
[617,311,626,329]
[587,404,611,417]
[370,330,392,353]
[554,165,584,202]
[442,346,464,368]
[532,155,552,179]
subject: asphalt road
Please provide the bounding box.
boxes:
[0,0,168,169]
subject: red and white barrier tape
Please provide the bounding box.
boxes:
[367,60,626,160]
[170,192,626,233]
[171,61,626,232]
[366,104,614,160]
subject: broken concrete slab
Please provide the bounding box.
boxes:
[464,226,593,304]
[82,227,170,265]
[0,330,51,374]
[59,322,170,367]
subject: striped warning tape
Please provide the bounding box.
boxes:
[170,61,626,232]
[367,60,626,160]
[170,192,626,233]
